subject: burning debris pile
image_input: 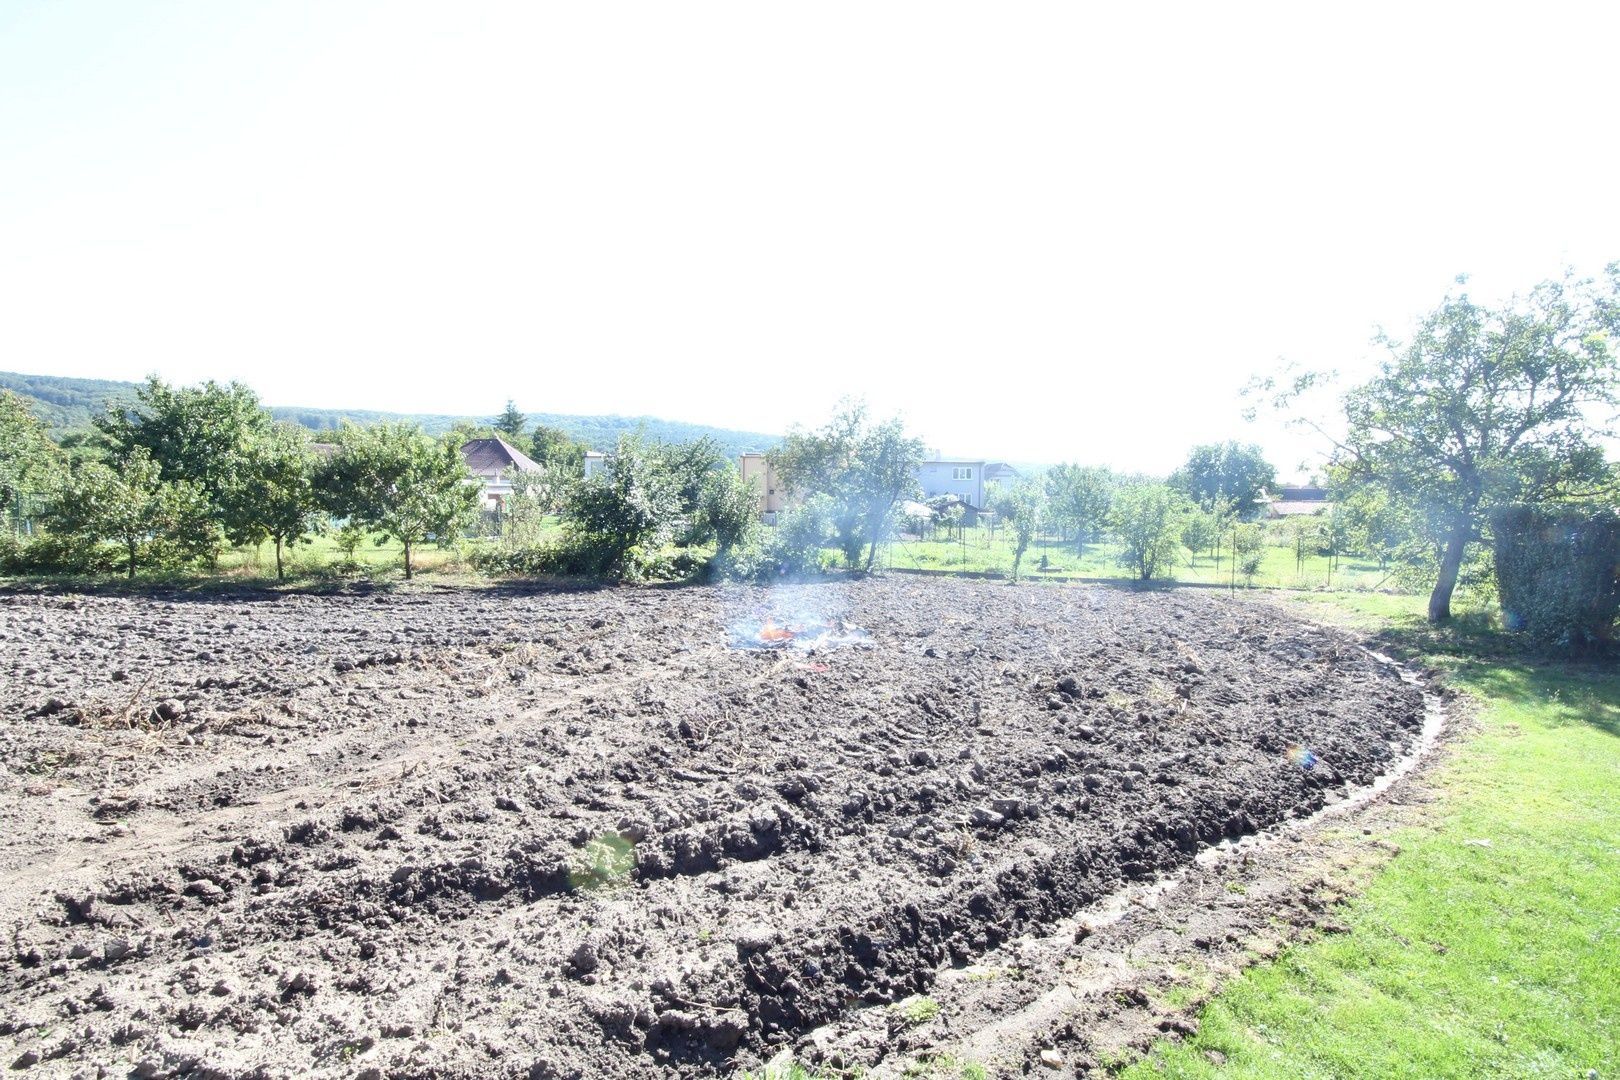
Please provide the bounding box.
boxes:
[728,615,874,651]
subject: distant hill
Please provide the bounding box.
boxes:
[0,371,780,459]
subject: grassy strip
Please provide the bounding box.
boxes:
[881,534,1390,591]
[1122,594,1620,1078]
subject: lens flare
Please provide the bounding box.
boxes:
[1286,745,1319,771]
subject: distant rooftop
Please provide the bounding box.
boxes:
[460,437,541,475]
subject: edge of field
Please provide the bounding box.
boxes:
[1110,591,1620,1079]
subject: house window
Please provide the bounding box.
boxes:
[952,467,973,481]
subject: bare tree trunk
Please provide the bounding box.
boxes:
[1428,520,1470,623]
[126,537,137,579]
[275,537,284,581]
[403,538,413,580]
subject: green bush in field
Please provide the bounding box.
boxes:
[991,477,1045,581]
[771,403,924,571]
[1111,482,1189,581]
[692,465,758,558]
[221,424,324,580]
[560,434,682,578]
[717,496,833,582]
[0,530,122,576]
[1181,508,1219,566]
[1044,463,1116,555]
[1,390,64,532]
[1231,522,1266,585]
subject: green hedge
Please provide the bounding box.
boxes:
[1491,504,1620,653]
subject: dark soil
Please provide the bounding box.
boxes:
[0,578,1425,1078]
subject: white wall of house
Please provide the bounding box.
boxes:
[470,471,512,508]
[916,461,986,508]
[583,451,606,480]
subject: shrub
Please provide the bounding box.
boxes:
[469,532,680,582]
[1491,504,1620,652]
[717,497,834,582]
[563,435,681,577]
[1110,482,1189,581]
[0,531,122,576]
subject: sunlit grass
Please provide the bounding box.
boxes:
[1122,599,1620,1078]
[880,531,1389,591]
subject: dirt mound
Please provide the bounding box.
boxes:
[0,579,1424,1078]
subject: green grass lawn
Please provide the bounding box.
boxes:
[214,531,471,581]
[880,531,1388,591]
[1122,593,1620,1078]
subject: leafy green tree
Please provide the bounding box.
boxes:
[317,423,479,579]
[1320,506,1352,583]
[223,425,324,579]
[992,477,1046,581]
[45,448,216,578]
[1270,268,1620,621]
[333,521,369,567]
[1044,464,1115,554]
[656,436,726,519]
[771,403,924,571]
[441,420,499,450]
[694,467,758,558]
[1111,482,1189,581]
[564,433,681,576]
[93,377,272,541]
[1234,523,1266,586]
[531,425,589,472]
[1332,478,1406,572]
[0,390,63,531]
[1170,442,1277,519]
[1180,509,1219,567]
[54,429,110,469]
[493,400,528,441]
[508,462,576,518]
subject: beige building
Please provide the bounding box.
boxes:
[738,453,785,520]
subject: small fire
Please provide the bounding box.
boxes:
[729,615,873,652]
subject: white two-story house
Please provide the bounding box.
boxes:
[916,458,987,510]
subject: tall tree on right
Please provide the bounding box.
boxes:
[1279,267,1620,623]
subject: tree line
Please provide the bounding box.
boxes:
[4,265,1618,639]
[2,379,482,580]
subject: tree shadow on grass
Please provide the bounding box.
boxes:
[1368,608,1620,741]
[1456,661,1620,739]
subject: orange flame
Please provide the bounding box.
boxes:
[758,620,795,642]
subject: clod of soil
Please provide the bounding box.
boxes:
[0,579,1424,1078]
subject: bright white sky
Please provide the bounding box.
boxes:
[4,2,1619,477]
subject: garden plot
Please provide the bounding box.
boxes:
[0,578,1425,1078]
